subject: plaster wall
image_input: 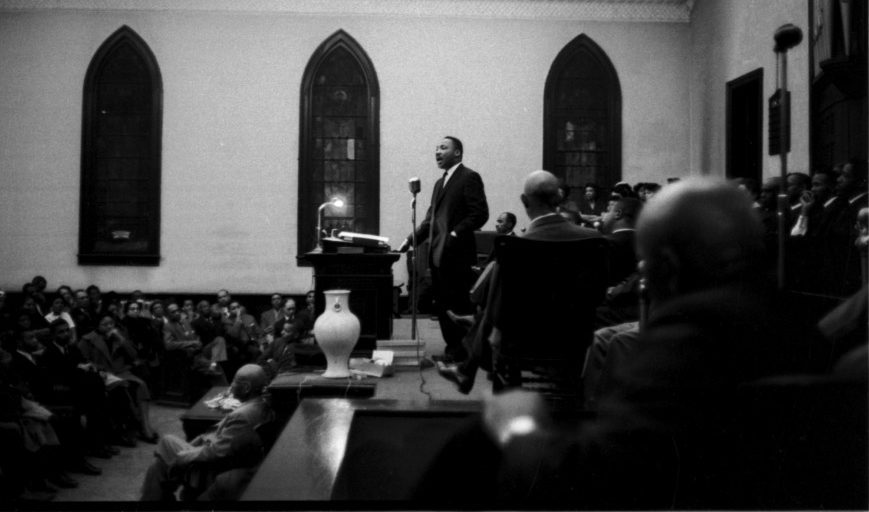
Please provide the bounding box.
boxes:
[0,4,689,293]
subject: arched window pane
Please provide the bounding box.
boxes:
[299,31,380,256]
[544,35,621,200]
[80,26,162,265]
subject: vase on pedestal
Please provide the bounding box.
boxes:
[313,289,360,378]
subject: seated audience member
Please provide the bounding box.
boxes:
[0,343,75,500]
[86,285,108,319]
[164,303,228,393]
[438,170,601,394]
[181,299,196,322]
[256,320,302,379]
[423,178,821,508]
[273,299,319,364]
[557,182,579,214]
[638,182,661,202]
[8,330,83,490]
[22,281,46,318]
[258,294,286,344]
[785,172,811,213]
[757,177,782,266]
[56,285,76,313]
[40,319,116,461]
[611,182,637,200]
[140,364,274,502]
[592,197,643,328]
[788,169,837,291]
[216,289,232,319]
[600,197,641,285]
[79,314,158,443]
[149,299,167,329]
[44,296,77,342]
[29,321,106,475]
[122,301,162,394]
[494,212,517,236]
[578,183,606,227]
[18,299,50,341]
[70,289,96,338]
[823,160,869,295]
[223,301,262,366]
[304,290,315,316]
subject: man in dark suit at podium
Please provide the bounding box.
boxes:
[399,136,489,362]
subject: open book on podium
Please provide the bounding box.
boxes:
[322,232,391,254]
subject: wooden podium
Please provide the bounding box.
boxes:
[300,251,401,354]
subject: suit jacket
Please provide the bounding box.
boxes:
[171,396,274,471]
[412,164,489,268]
[259,309,286,333]
[163,319,201,351]
[78,330,146,388]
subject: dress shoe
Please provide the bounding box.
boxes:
[437,361,473,395]
[105,444,120,455]
[69,460,102,476]
[46,473,78,489]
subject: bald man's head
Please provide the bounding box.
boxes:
[637,178,765,302]
[231,364,268,401]
[521,170,562,218]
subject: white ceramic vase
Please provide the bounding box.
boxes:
[313,289,361,378]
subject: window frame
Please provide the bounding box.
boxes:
[297,30,380,262]
[543,34,622,191]
[79,25,163,266]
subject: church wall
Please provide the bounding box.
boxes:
[688,0,811,177]
[0,5,689,294]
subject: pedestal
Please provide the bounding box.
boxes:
[300,251,401,354]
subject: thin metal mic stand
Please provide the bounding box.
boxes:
[410,191,419,341]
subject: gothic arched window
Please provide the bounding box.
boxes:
[80,26,162,265]
[544,34,621,199]
[298,30,380,257]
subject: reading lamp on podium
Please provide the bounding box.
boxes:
[317,197,345,250]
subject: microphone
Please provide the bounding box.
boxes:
[409,177,421,195]
[774,23,803,52]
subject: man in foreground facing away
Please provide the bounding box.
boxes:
[140,364,273,501]
[417,178,821,508]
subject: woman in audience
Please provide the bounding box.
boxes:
[78,314,158,444]
[44,296,77,342]
[56,285,75,313]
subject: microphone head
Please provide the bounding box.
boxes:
[409,177,421,194]
[774,24,803,52]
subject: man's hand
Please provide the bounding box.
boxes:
[482,389,548,446]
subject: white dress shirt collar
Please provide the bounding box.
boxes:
[442,163,461,186]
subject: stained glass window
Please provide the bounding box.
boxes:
[299,31,379,255]
[544,35,621,199]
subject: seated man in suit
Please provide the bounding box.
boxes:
[258,294,286,346]
[420,178,820,508]
[438,170,600,393]
[140,364,274,501]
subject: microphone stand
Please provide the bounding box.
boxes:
[410,191,419,342]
